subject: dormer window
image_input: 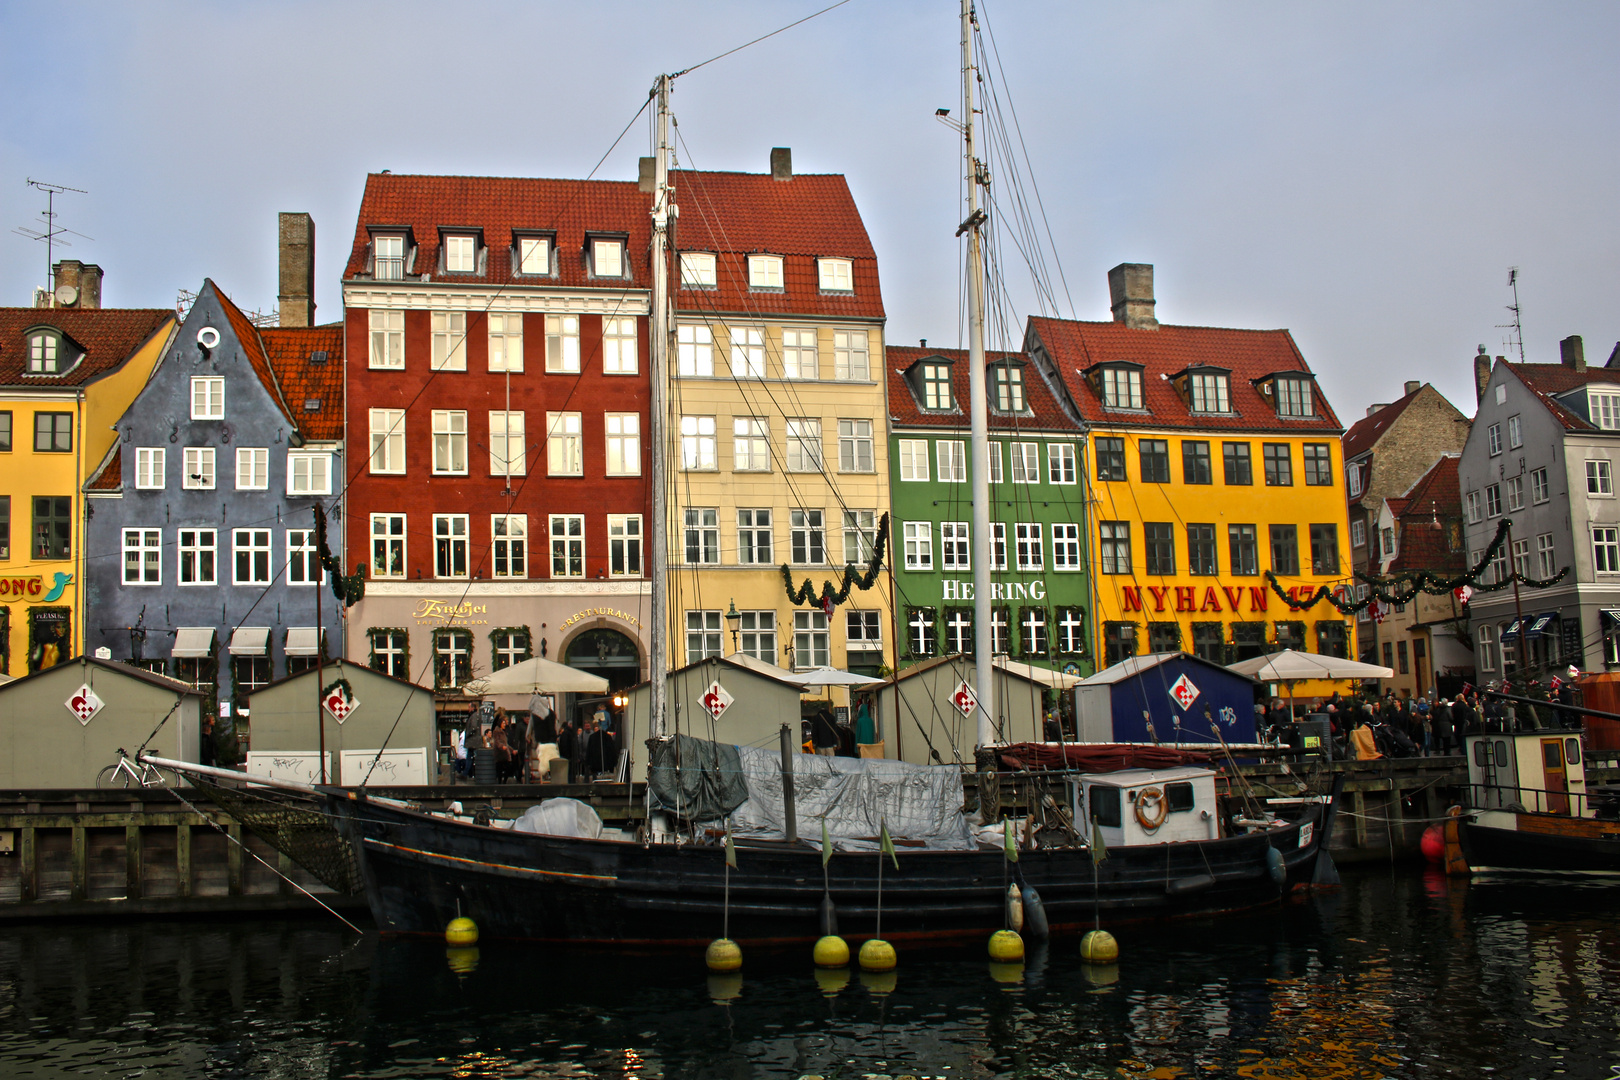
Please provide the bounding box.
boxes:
[1100,366,1143,409]
[817,258,852,292]
[590,237,626,279]
[24,328,81,375]
[514,234,553,276]
[444,234,477,273]
[920,362,953,410]
[681,252,717,288]
[1189,371,1230,413]
[748,254,783,290]
[992,364,1026,412]
[1590,390,1620,430]
[372,233,407,280]
[1275,376,1315,417]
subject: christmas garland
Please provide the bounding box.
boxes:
[313,504,366,608]
[1265,518,1569,615]
[782,512,890,608]
[321,676,355,702]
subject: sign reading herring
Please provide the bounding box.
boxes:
[941,579,1046,602]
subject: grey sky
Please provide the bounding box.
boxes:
[3,1,1616,426]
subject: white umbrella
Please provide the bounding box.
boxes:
[793,666,886,688]
[469,656,609,696]
[1226,649,1393,682]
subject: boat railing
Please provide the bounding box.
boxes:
[1465,781,1607,818]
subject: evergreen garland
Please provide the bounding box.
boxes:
[1265,518,1570,615]
[313,504,366,608]
[781,513,890,608]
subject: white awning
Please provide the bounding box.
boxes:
[285,627,322,656]
[229,626,271,656]
[172,627,216,659]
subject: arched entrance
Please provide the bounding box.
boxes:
[564,628,641,693]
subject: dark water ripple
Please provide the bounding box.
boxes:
[2,868,1618,1079]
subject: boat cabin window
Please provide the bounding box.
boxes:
[1566,738,1581,766]
[1473,741,1488,767]
[1494,740,1509,768]
[1166,782,1196,813]
[1089,786,1122,828]
[1543,741,1563,769]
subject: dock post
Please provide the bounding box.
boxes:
[125,824,143,900]
[1352,789,1368,851]
[227,825,243,896]
[19,826,36,901]
[71,826,87,901]
[177,823,192,898]
[1389,785,1406,853]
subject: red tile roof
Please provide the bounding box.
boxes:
[0,307,173,387]
[262,324,344,441]
[1388,455,1465,573]
[885,345,1075,431]
[1509,362,1620,432]
[1342,383,1424,461]
[85,444,121,492]
[1026,316,1342,434]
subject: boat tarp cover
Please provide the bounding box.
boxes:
[513,797,604,839]
[647,735,750,821]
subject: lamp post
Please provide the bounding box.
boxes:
[725,600,742,653]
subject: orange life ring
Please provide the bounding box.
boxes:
[1134,786,1168,831]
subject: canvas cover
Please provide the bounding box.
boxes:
[647,735,750,821]
[513,797,604,839]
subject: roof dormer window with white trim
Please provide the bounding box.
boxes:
[25,328,80,375]
[1099,366,1143,410]
[992,363,1027,413]
[680,252,716,288]
[371,232,408,280]
[514,234,553,276]
[817,258,852,293]
[1275,376,1315,418]
[748,254,783,290]
[590,237,626,280]
[1189,370,1230,413]
[443,233,479,274]
[1590,390,1620,430]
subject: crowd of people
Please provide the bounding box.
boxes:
[449,703,620,784]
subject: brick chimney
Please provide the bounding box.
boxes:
[1560,334,1586,373]
[277,212,315,328]
[771,147,792,181]
[638,157,655,193]
[1473,345,1493,402]
[51,260,103,309]
[1404,380,1422,397]
[1107,263,1158,330]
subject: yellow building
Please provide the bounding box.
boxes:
[1,279,174,674]
[665,158,892,701]
[1026,265,1354,675]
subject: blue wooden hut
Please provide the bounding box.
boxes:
[1074,652,1260,746]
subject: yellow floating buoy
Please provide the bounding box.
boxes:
[445,916,479,947]
[857,938,897,972]
[1080,929,1119,964]
[445,946,479,974]
[814,965,850,996]
[988,928,1025,962]
[988,959,1024,984]
[705,937,743,972]
[813,934,851,968]
[707,972,743,1002]
[858,968,898,996]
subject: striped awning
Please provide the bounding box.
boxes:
[229,626,271,656]
[171,627,215,659]
[285,627,322,656]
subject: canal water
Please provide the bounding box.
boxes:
[1,868,1617,1079]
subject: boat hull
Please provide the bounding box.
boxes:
[328,793,1335,945]
[1458,810,1620,875]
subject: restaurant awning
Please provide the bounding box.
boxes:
[172,627,216,659]
[1603,609,1620,631]
[1503,613,1557,640]
[285,627,322,656]
[229,626,270,656]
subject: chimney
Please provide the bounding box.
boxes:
[1560,334,1586,373]
[277,212,316,328]
[1107,263,1158,330]
[1473,345,1492,402]
[638,157,655,193]
[771,147,792,181]
[51,260,103,309]
[1404,380,1422,396]
[1366,404,1388,418]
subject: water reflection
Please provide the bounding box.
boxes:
[0,871,1617,1078]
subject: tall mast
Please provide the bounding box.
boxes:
[648,75,674,736]
[962,1,995,748]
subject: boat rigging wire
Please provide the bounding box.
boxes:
[670,0,852,80]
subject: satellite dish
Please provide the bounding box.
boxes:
[54,284,78,306]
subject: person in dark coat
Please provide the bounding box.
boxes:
[1432,697,1454,755]
[585,719,608,777]
[507,715,528,783]
[811,709,839,756]
[561,719,582,783]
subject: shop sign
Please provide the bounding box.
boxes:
[411,598,489,626]
[559,607,643,631]
[0,573,72,604]
[323,681,361,724]
[941,579,1046,602]
[66,684,105,726]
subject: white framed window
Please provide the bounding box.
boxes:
[1351,519,1367,548]
[235,447,266,490]
[1485,484,1502,517]
[941,522,970,570]
[1487,423,1502,456]
[898,439,929,482]
[833,329,869,380]
[608,515,642,577]
[233,528,272,585]
[1512,538,1531,579]
[591,238,624,278]
[547,412,583,476]
[1476,623,1498,672]
[686,611,723,663]
[178,528,216,585]
[1015,523,1044,571]
[606,413,640,476]
[183,447,216,490]
[492,514,527,578]
[843,509,878,564]
[431,311,466,371]
[1594,526,1620,573]
[786,419,823,471]
[818,258,853,292]
[748,254,783,289]
[1048,443,1077,484]
[740,611,777,661]
[373,234,405,279]
[432,411,468,474]
[1466,490,1482,523]
[434,514,468,578]
[287,452,332,495]
[684,508,719,565]
[1506,475,1524,512]
[1010,442,1040,484]
[444,234,477,273]
[27,330,61,373]
[783,327,818,379]
[838,419,874,472]
[1100,367,1142,409]
[369,409,405,474]
[991,522,1008,570]
[733,418,770,471]
[287,529,320,586]
[517,236,550,276]
[993,365,1026,412]
[937,440,967,483]
[603,317,638,374]
[680,252,716,287]
[1589,459,1613,496]
[369,309,404,369]
[122,528,162,585]
[191,378,224,420]
[793,610,830,669]
[1347,462,1364,498]
[1591,392,1620,431]
[487,313,523,372]
[1531,467,1550,504]
[728,325,766,378]
[545,315,580,373]
[371,514,405,578]
[920,363,953,410]
[677,323,713,377]
[988,443,1004,484]
[1189,372,1230,413]
[791,509,825,565]
[1052,523,1081,570]
[1507,414,1523,448]
[903,521,933,570]
[488,411,526,477]
[1537,532,1556,578]
[135,447,166,490]
[737,508,773,564]
[1276,377,1315,417]
[681,415,717,471]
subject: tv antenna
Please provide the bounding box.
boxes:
[1495,266,1526,362]
[13,179,93,299]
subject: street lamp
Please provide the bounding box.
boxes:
[725,600,742,652]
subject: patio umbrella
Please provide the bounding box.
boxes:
[1225,649,1393,718]
[793,666,887,688]
[469,655,609,696]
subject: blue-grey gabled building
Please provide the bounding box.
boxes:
[84,263,343,744]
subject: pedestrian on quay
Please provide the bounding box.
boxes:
[1432,696,1455,755]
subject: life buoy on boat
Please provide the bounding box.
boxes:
[1134,787,1168,831]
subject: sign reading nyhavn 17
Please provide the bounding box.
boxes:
[1119,583,1349,615]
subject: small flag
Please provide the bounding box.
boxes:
[879,821,898,870]
[1091,822,1108,865]
[1003,818,1019,863]
[822,817,833,867]
[725,827,737,869]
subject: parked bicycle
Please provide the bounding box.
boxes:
[96,748,168,789]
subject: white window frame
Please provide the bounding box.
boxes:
[431,311,467,371]
[492,514,528,579]
[591,238,624,279]
[545,315,580,373]
[1100,367,1142,409]
[1351,519,1367,549]
[1466,490,1482,523]
[178,528,216,586]
[182,447,216,490]
[782,327,818,379]
[122,528,162,585]
[1190,372,1231,413]
[991,522,1008,571]
[680,252,716,287]
[739,611,777,661]
[602,316,638,374]
[517,236,551,276]
[191,377,224,420]
[838,418,874,473]
[993,365,1027,412]
[444,234,477,273]
[548,515,584,577]
[1010,442,1040,484]
[136,447,166,490]
[1531,467,1550,504]
[747,254,783,289]
[818,258,853,292]
[941,522,971,570]
[1594,526,1620,574]
[235,447,267,491]
[903,521,933,570]
[1485,484,1502,517]
[1507,414,1522,448]
[371,513,405,578]
[898,439,929,482]
[232,528,273,586]
[843,509,878,564]
[487,411,526,477]
[833,329,869,380]
[1052,523,1081,570]
[608,514,643,578]
[785,419,823,472]
[937,440,967,483]
[733,417,770,472]
[681,415,717,471]
[287,451,333,496]
[728,325,766,378]
[686,610,723,664]
[369,408,405,474]
[988,443,1003,484]
[432,411,468,475]
[1536,532,1556,579]
[1048,443,1077,484]
[791,509,825,565]
[793,610,831,669]
[547,412,583,476]
[1590,392,1620,431]
[1015,522,1044,571]
[434,514,469,579]
[1276,377,1315,417]
[369,309,404,369]
[677,322,713,377]
[684,508,720,565]
[1506,475,1524,512]
[1487,423,1502,456]
[737,508,773,565]
[373,234,405,279]
[1588,459,1613,496]
[1476,623,1498,672]
[606,413,640,476]
[487,312,524,372]
[287,529,320,587]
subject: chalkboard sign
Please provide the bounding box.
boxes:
[834,706,850,726]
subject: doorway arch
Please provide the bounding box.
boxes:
[564,628,641,692]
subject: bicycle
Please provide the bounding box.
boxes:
[96,748,168,789]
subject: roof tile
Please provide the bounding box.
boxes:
[0,307,173,387]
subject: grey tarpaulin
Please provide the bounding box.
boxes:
[647,735,749,821]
